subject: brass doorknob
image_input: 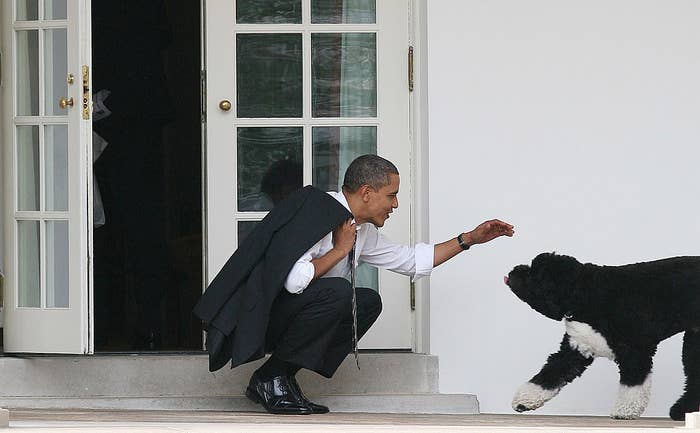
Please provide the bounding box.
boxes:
[219,100,232,111]
[59,97,74,109]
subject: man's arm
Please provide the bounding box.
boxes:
[310,219,355,278]
[285,218,356,293]
[433,219,514,267]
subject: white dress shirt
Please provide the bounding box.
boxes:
[284,191,434,294]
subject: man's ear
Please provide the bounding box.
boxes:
[358,184,373,203]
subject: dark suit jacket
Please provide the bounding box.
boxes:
[193,186,352,371]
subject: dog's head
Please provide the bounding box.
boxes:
[504,252,582,320]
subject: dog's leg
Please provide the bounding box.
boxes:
[512,334,594,412]
[670,328,700,421]
[611,351,653,420]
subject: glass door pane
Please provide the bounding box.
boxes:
[236,34,303,118]
[44,28,68,116]
[312,126,376,190]
[17,125,40,211]
[16,29,40,116]
[311,33,377,117]
[237,0,302,24]
[45,0,67,20]
[16,0,39,21]
[45,125,69,211]
[311,0,376,23]
[18,220,41,308]
[237,127,303,211]
[46,220,69,308]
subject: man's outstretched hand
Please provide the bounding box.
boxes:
[466,219,515,246]
[433,219,514,267]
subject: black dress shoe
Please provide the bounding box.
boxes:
[246,371,312,415]
[289,375,330,414]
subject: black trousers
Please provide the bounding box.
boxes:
[265,277,382,378]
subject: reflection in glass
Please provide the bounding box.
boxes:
[45,0,67,19]
[312,0,376,24]
[16,0,39,20]
[45,28,68,116]
[238,221,259,245]
[17,30,40,116]
[312,126,376,191]
[18,220,41,308]
[312,33,376,117]
[45,125,69,211]
[237,127,303,211]
[46,220,69,308]
[237,0,301,24]
[237,34,303,118]
[17,126,40,211]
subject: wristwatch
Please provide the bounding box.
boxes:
[457,233,470,250]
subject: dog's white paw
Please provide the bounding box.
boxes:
[512,382,559,412]
[610,377,651,420]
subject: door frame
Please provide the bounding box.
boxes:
[409,0,430,355]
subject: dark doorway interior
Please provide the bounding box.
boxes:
[91,0,202,351]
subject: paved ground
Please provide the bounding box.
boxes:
[4,409,690,432]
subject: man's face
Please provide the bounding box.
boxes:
[365,173,400,227]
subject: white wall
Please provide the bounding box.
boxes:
[427,0,700,417]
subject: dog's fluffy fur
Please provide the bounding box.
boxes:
[505,252,700,420]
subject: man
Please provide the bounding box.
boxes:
[195,155,514,415]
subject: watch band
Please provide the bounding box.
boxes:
[457,233,470,250]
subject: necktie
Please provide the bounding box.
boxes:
[349,232,360,369]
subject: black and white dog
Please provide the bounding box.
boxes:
[504,252,700,420]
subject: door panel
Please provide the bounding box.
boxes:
[205,0,411,348]
[2,0,92,353]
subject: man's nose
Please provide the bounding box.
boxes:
[393,197,399,208]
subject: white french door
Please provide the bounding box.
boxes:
[205,0,412,348]
[2,0,92,353]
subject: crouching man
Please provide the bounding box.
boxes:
[194,154,515,414]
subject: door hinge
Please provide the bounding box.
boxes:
[410,281,416,311]
[408,46,414,92]
[200,70,207,123]
[81,65,90,120]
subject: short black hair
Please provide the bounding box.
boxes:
[342,154,399,192]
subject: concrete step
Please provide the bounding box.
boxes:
[0,394,479,414]
[0,353,479,414]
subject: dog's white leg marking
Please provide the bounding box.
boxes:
[611,374,652,419]
[512,382,560,412]
[565,320,615,360]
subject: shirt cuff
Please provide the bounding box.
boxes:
[284,261,315,294]
[412,242,434,281]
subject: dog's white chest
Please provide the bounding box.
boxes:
[565,320,615,360]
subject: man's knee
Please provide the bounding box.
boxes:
[360,288,382,319]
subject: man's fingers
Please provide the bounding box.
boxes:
[491,219,514,229]
[479,220,515,238]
